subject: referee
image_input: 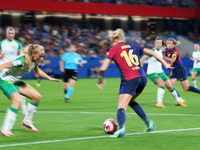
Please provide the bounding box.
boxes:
[60,44,83,103]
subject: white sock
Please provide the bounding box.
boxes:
[157,87,165,104]
[192,79,197,88]
[23,102,38,123]
[21,95,27,112]
[170,89,180,103]
[1,108,18,130]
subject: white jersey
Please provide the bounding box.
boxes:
[146,48,163,75]
[192,51,200,69]
[0,55,38,83]
[0,39,23,65]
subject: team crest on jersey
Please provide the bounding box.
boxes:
[154,74,158,77]
[12,45,16,49]
[7,80,13,84]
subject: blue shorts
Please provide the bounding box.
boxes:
[170,66,187,82]
[119,77,147,95]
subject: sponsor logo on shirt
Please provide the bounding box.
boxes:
[12,45,16,49]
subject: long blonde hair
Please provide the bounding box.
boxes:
[167,38,181,46]
[108,29,125,43]
[23,44,44,66]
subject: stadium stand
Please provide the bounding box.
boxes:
[53,0,196,8]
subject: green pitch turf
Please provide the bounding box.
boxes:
[0,77,200,149]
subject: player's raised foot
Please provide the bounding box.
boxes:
[111,127,126,138]
[144,120,156,132]
[65,98,69,103]
[1,130,15,137]
[179,97,185,103]
[156,103,165,108]
[22,121,38,132]
[175,102,187,107]
[35,83,41,87]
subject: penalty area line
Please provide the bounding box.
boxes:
[0,127,200,148]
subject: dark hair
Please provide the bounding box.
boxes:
[155,37,167,48]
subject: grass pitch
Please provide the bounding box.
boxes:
[0,77,200,150]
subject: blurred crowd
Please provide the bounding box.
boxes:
[0,24,156,57]
[55,0,190,8]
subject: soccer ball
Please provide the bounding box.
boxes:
[103,118,118,134]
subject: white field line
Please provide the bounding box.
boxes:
[33,111,200,117]
[0,127,200,148]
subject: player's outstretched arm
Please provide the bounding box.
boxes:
[140,55,148,68]
[59,60,65,73]
[143,48,173,69]
[33,67,62,83]
[0,61,13,72]
[96,58,111,89]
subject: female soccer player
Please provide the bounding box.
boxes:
[190,44,200,88]
[0,27,27,114]
[60,44,83,103]
[163,38,200,95]
[0,44,61,136]
[140,37,186,108]
[97,29,173,138]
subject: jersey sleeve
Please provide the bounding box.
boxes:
[172,50,178,59]
[12,56,25,67]
[61,53,66,61]
[15,40,23,51]
[137,46,144,56]
[78,54,83,62]
[0,40,3,51]
[146,48,155,58]
[35,63,39,68]
[106,47,115,60]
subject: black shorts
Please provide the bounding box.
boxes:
[63,69,77,82]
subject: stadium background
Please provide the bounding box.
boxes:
[0,0,199,78]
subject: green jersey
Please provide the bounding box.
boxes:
[0,55,38,83]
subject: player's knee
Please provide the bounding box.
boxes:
[157,82,165,87]
[165,84,173,91]
[33,93,42,103]
[12,98,22,109]
[183,86,189,91]
[167,86,173,91]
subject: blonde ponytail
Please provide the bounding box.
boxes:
[108,28,125,42]
[167,38,181,46]
[23,44,45,66]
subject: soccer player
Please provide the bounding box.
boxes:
[163,38,200,95]
[190,44,200,88]
[97,29,173,138]
[60,44,83,103]
[0,27,27,114]
[140,37,186,108]
[0,44,61,136]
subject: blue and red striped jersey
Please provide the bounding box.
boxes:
[106,42,146,81]
[165,47,182,69]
